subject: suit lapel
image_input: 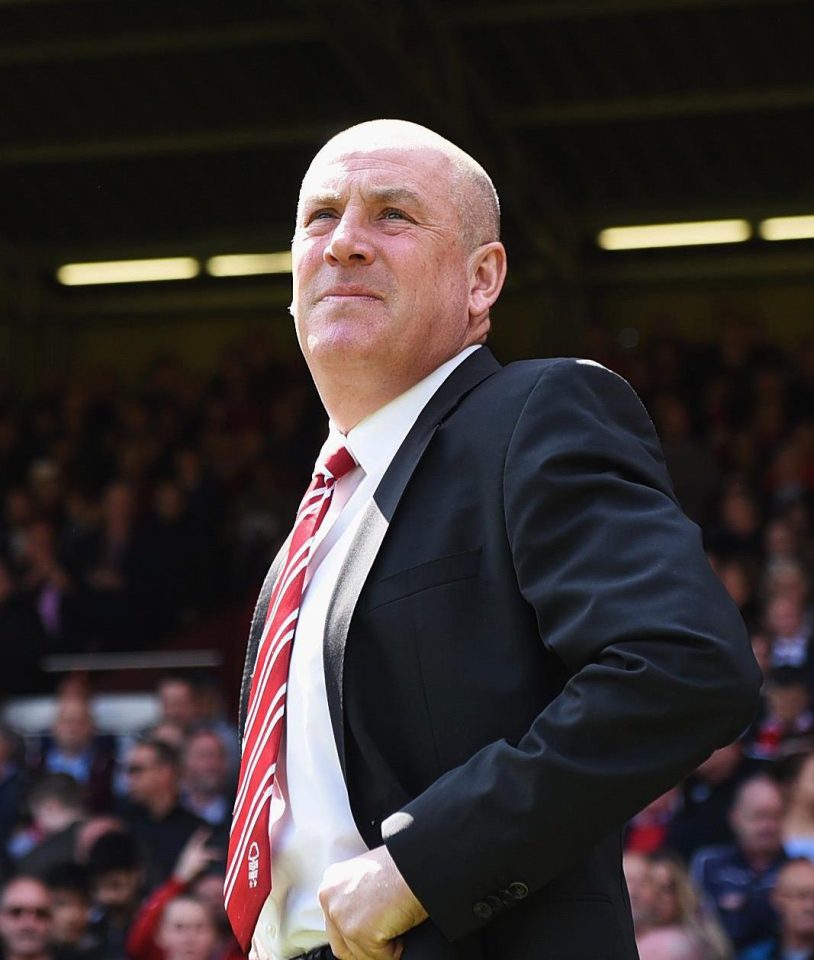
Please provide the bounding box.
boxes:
[323,347,501,774]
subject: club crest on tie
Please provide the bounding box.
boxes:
[248,841,260,888]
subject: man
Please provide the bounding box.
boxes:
[156,676,201,736]
[156,896,218,960]
[16,773,86,878]
[29,697,115,814]
[181,729,234,830]
[691,775,787,953]
[0,875,55,960]
[44,862,101,959]
[119,739,205,890]
[636,927,704,960]
[229,119,761,960]
[740,858,814,960]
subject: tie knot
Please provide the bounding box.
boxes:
[319,445,357,482]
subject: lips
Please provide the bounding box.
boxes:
[319,285,382,300]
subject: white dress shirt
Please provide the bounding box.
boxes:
[250,346,480,960]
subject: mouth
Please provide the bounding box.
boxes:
[319,286,382,301]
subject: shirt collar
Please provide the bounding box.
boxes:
[319,345,481,480]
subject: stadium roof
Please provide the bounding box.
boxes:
[1,0,813,312]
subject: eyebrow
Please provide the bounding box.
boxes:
[302,187,426,212]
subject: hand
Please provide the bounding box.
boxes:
[173,827,218,884]
[319,845,428,960]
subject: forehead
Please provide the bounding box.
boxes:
[3,880,48,905]
[165,900,207,923]
[300,146,455,205]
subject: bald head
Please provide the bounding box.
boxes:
[637,927,704,960]
[300,119,500,252]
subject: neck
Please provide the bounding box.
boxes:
[743,848,777,871]
[784,929,814,952]
[146,792,176,819]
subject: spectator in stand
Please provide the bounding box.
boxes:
[767,595,813,679]
[707,485,764,565]
[0,561,47,695]
[691,776,787,954]
[652,392,720,526]
[627,789,680,855]
[18,520,79,654]
[648,852,732,960]
[719,558,760,629]
[28,698,115,814]
[193,676,239,779]
[624,852,658,937]
[155,897,218,960]
[126,828,225,960]
[763,562,812,630]
[739,858,814,960]
[637,926,705,960]
[188,869,241,960]
[118,739,205,890]
[746,668,814,762]
[156,676,200,737]
[44,862,101,960]
[180,730,233,830]
[782,752,814,861]
[764,519,801,567]
[15,774,86,878]
[86,830,143,960]
[667,742,751,863]
[0,875,55,960]
[68,480,143,649]
[0,725,25,852]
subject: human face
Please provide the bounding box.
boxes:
[292,146,479,415]
[773,862,814,940]
[158,899,216,960]
[53,699,94,754]
[184,734,226,793]
[126,745,168,804]
[50,889,88,946]
[730,781,784,858]
[0,878,52,959]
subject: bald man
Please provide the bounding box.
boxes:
[229,119,761,960]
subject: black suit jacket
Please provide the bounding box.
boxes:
[239,349,761,959]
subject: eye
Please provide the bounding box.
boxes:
[305,208,338,225]
[380,208,412,221]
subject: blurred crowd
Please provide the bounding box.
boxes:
[0,674,241,960]
[0,317,812,960]
[0,332,324,694]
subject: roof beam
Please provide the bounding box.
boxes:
[0,20,319,65]
[0,123,336,165]
[506,86,814,127]
[449,0,796,26]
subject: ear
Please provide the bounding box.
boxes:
[467,242,507,331]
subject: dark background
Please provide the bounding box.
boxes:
[0,0,812,388]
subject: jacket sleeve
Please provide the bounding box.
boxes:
[383,358,762,941]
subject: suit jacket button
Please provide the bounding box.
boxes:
[508,882,529,900]
[473,901,493,920]
[486,894,504,913]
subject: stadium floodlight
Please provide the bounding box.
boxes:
[56,257,200,286]
[758,215,814,241]
[597,220,752,251]
[206,252,292,276]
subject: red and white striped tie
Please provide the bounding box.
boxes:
[225,445,357,952]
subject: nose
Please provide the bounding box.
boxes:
[324,210,375,266]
